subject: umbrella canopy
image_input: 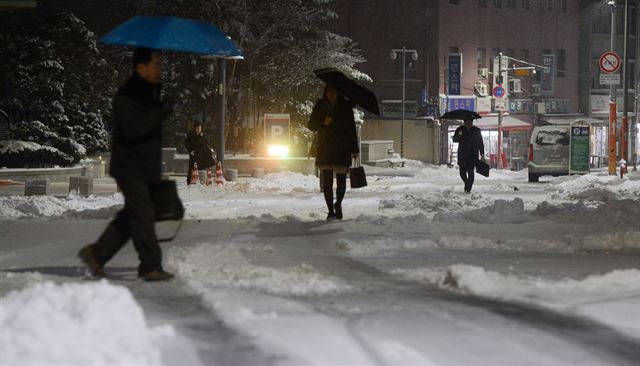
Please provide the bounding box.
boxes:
[314,68,380,116]
[440,109,482,121]
[100,16,243,57]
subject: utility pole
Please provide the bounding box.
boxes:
[608,2,618,175]
[498,52,504,170]
[401,47,406,158]
[621,0,630,165]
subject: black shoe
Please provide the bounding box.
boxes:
[139,270,175,282]
[78,244,106,278]
[327,212,336,221]
[334,204,343,220]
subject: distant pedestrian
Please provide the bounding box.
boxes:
[309,84,359,220]
[453,118,485,193]
[78,48,175,281]
[185,122,216,184]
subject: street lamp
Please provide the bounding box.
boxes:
[390,47,418,158]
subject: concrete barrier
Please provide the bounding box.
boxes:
[25,179,48,196]
[69,177,94,197]
[224,169,238,182]
[251,168,265,179]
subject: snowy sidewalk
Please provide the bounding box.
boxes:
[1,165,639,365]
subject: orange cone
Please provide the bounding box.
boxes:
[215,161,224,185]
[206,168,213,186]
[190,162,199,185]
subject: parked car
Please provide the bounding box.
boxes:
[527,126,570,182]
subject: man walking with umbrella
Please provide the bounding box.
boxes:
[448,110,485,193]
[78,48,175,281]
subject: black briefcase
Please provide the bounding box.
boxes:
[476,159,490,178]
[350,161,368,189]
[151,180,184,242]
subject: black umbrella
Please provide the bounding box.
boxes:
[440,109,482,121]
[314,68,380,116]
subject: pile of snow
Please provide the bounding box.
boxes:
[0,193,122,220]
[0,281,173,365]
[226,172,320,194]
[434,197,640,228]
[550,173,640,201]
[169,243,353,296]
[379,190,491,216]
[392,265,640,339]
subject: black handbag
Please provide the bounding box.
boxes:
[350,159,368,189]
[476,159,490,178]
[151,180,184,242]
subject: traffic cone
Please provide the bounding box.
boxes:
[206,168,213,186]
[190,162,199,185]
[215,161,224,185]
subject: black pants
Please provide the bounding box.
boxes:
[187,157,196,184]
[459,164,475,192]
[321,169,347,213]
[93,179,162,274]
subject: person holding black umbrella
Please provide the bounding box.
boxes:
[309,84,360,220]
[453,117,485,193]
[77,48,175,281]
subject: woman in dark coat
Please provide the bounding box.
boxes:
[309,84,359,220]
[185,122,216,184]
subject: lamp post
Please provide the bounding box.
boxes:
[391,48,418,158]
[498,52,504,170]
[608,0,618,175]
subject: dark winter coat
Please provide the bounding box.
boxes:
[185,132,216,170]
[110,74,170,182]
[452,125,484,167]
[308,97,359,167]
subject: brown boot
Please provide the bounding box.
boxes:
[77,245,106,278]
[138,270,175,282]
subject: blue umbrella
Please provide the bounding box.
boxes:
[100,16,243,57]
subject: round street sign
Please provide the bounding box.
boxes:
[599,51,621,73]
[493,85,506,98]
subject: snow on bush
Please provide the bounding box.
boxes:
[0,139,74,168]
[0,281,174,366]
[0,193,123,220]
[392,265,640,339]
[169,243,353,296]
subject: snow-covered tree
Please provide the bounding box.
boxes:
[0,12,116,166]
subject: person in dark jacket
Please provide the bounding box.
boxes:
[77,48,175,282]
[452,118,485,193]
[309,84,359,220]
[185,122,216,184]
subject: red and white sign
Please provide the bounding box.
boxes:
[599,51,621,73]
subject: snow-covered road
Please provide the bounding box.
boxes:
[1,164,639,365]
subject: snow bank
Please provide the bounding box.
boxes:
[378,190,491,216]
[0,193,122,220]
[226,172,320,194]
[0,281,173,366]
[169,243,352,296]
[434,197,640,228]
[550,173,640,201]
[392,265,640,339]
